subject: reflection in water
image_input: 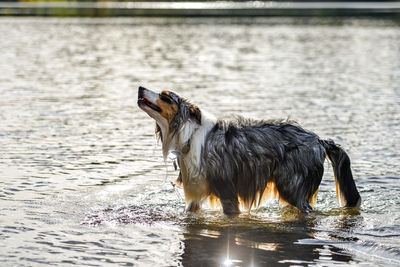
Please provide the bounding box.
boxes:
[83,202,364,266]
[181,216,355,266]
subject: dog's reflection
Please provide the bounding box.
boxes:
[180,218,354,266]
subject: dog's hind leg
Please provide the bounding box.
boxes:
[298,201,313,213]
[297,181,321,213]
[275,148,325,213]
[275,172,321,213]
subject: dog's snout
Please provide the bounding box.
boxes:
[138,86,147,98]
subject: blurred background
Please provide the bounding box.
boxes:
[1,0,400,17]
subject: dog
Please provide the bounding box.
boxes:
[137,86,361,215]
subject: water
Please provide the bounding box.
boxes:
[0,17,399,266]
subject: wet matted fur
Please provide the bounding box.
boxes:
[138,86,361,215]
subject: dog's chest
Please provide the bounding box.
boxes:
[179,155,209,203]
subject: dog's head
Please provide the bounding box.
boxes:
[138,86,201,154]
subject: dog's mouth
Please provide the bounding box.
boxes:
[138,96,162,113]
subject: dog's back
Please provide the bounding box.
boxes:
[203,117,326,214]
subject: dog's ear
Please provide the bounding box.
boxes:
[155,123,163,141]
[189,105,201,124]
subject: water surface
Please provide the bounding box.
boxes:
[0,17,399,266]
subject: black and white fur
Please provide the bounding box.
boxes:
[138,86,361,215]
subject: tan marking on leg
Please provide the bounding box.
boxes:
[208,194,221,209]
[187,202,201,212]
[180,157,210,212]
[260,181,279,203]
[310,189,319,207]
[335,176,347,207]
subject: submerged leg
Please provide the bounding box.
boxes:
[211,179,240,215]
[298,201,313,213]
[220,197,240,215]
[275,154,324,213]
[186,201,201,212]
[275,172,322,213]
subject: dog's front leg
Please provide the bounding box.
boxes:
[186,201,201,212]
[220,197,240,215]
[211,180,240,215]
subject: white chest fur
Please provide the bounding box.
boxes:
[177,110,216,210]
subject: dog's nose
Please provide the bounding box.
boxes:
[138,86,147,98]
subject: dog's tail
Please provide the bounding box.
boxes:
[321,140,361,208]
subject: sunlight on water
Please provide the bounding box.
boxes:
[0,17,399,266]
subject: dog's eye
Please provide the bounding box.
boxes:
[160,94,172,104]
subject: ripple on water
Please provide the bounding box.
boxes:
[82,204,183,227]
[0,17,400,266]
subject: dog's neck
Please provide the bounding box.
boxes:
[180,137,191,155]
[176,121,199,156]
[161,109,216,178]
[176,110,217,177]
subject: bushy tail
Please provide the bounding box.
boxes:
[321,140,361,208]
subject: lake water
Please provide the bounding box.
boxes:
[0,17,399,266]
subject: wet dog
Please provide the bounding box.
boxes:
[138,86,361,215]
